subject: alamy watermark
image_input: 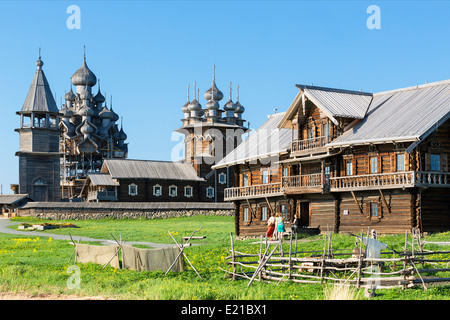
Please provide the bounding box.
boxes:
[67,5,81,30]
[367,5,381,30]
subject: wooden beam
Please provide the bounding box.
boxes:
[265,197,275,216]
[246,198,257,220]
[351,191,363,214]
[378,189,391,214]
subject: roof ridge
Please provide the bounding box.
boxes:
[296,84,373,96]
[374,79,450,97]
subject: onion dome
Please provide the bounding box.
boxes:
[188,98,202,112]
[80,120,95,135]
[206,99,219,110]
[235,101,245,114]
[181,101,190,113]
[65,86,76,101]
[99,106,114,120]
[204,81,223,101]
[94,89,105,104]
[36,57,44,69]
[71,57,97,87]
[110,106,119,122]
[223,99,237,112]
[118,127,127,141]
[78,104,94,117]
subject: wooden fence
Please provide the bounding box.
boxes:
[221,228,450,290]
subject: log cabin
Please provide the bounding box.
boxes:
[213,80,450,236]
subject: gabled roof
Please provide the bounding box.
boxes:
[86,173,120,187]
[20,58,59,114]
[279,85,372,128]
[328,79,450,147]
[297,85,373,121]
[102,159,205,181]
[212,112,293,169]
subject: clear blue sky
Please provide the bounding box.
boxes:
[0,1,449,194]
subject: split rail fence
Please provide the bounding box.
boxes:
[222,228,450,290]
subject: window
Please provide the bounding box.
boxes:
[282,167,288,177]
[370,157,378,174]
[396,154,405,171]
[262,169,269,184]
[324,165,331,177]
[323,123,329,137]
[261,206,268,221]
[184,186,193,197]
[370,202,378,218]
[307,127,313,139]
[281,204,288,219]
[430,154,441,171]
[218,172,227,184]
[169,185,178,197]
[243,207,249,222]
[153,184,162,196]
[128,184,138,196]
[346,160,353,176]
[243,174,249,186]
[206,186,214,198]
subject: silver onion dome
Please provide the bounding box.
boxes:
[94,89,105,104]
[65,87,76,101]
[71,58,97,87]
[188,98,202,111]
[99,106,114,119]
[235,101,245,114]
[206,99,220,110]
[181,101,190,113]
[204,82,223,101]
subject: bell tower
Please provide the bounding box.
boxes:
[15,53,61,201]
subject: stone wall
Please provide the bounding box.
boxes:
[17,202,235,220]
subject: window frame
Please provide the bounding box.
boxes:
[184,185,193,198]
[261,206,268,221]
[153,184,162,197]
[169,185,178,197]
[396,153,405,172]
[206,186,214,198]
[370,157,378,174]
[430,154,441,171]
[218,172,227,185]
[128,183,138,196]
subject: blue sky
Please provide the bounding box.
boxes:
[0,1,449,194]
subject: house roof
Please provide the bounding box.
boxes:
[85,173,120,187]
[327,79,450,147]
[212,112,293,169]
[102,159,205,181]
[0,194,33,206]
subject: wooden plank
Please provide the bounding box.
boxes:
[379,189,391,214]
[351,191,363,214]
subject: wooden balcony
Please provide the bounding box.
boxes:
[224,183,283,201]
[282,173,325,194]
[414,171,450,188]
[291,135,335,156]
[329,171,450,192]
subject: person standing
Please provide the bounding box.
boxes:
[275,213,285,240]
[266,213,275,239]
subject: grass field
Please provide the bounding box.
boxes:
[1,215,449,300]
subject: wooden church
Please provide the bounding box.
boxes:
[213,80,450,235]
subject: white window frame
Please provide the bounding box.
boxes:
[243,207,249,222]
[128,183,138,196]
[261,206,268,221]
[184,186,193,198]
[206,186,214,198]
[169,185,178,197]
[218,172,227,184]
[153,184,162,197]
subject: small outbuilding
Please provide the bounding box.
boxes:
[0,194,34,218]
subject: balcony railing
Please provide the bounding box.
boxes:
[291,135,335,153]
[224,183,283,201]
[414,171,450,187]
[282,173,324,189]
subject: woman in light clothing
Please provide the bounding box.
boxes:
[275,213,285,240]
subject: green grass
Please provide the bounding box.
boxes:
[1,215,449,300]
